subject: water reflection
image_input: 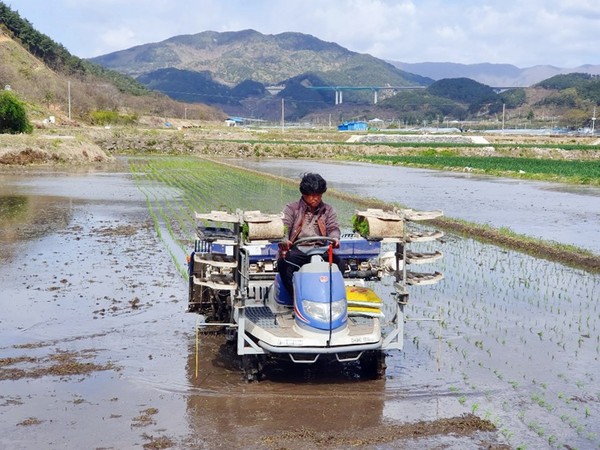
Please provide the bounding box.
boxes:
[0,195,28,221]
[184,336,387,447]
[0,193,72,262]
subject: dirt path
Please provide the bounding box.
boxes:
[0,133,110,164]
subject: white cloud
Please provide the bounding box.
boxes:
[9,0,600,66]
[98,26,139,54]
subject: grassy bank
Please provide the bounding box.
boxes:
[85,125,600,185]
[431,218,600,273]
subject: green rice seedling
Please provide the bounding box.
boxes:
[528,421,545,437]
[500,428,514,440]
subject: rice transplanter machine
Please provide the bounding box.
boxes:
[187,208,444,380]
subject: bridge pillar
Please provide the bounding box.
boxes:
[373,90,378,104]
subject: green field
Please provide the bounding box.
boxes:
[357,154,600,185]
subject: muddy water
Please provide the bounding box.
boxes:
[0,163,492,449]
[226,159,600,254]
[1,159,598,449]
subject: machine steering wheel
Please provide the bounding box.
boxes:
[291,236,337,256]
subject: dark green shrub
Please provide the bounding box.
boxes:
[0,91,33,134]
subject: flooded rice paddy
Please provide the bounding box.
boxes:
[227,159,600,255]
[0,157,599,449]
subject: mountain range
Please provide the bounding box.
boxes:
[89,29,435,118]
[88,30,599,124]
[2,1,598,129]
[389,61,600,87]
[90,29,600,91]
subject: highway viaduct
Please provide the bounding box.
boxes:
[265,85,427,104]
[265,85,518,104]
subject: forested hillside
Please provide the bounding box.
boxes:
[376,75,598,129]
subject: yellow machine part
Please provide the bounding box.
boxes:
[346,286,383,306]
[346,286,384,317]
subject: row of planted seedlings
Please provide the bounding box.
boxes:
[128,156,362,276]
[129,155,600,449]
[404,235,600,449]
[129,158,194,277]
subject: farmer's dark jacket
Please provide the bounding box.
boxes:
[282,197,341,243]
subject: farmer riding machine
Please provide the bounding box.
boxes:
[188,208,444,381]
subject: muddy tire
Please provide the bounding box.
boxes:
[361,351,386,379]
[241,355,264,382]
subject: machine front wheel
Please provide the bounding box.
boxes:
[241,355,265,382]
[360,350,387,379]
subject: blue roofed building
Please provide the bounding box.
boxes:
[225,116,245,126]
[338,121,368,131]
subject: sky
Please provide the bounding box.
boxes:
[7,0,600,68]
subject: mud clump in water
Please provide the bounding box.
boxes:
[17,417,44,427]
[261,414,507,449]
[141,433,176,450]
[0,348,116,381]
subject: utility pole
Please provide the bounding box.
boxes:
[281,98,285,133]
[501,103,505,133]
[67,81,71,121]
[592,106,597,134]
